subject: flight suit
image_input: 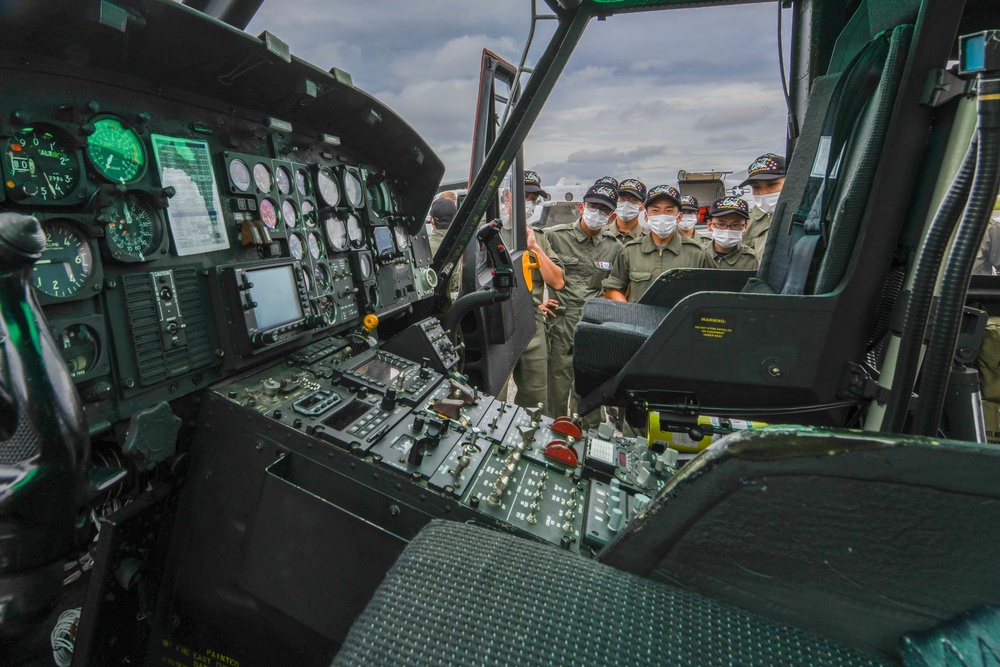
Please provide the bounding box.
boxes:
[603,232,713,303]
[509,229,561,415]
[603,220,644,245]
[709,242,759,270]
[745,206,772,263]
[544,221,621,422]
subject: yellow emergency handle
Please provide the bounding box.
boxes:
[363,314,379,334]
[521,250,541,291]
[647,412,767,453]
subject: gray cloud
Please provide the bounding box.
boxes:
[246,1,791,185]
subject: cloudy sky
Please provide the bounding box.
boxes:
[246,1,791,193]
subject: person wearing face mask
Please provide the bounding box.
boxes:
[544,182,622,424]
[605,178,646,244]
[602,184,712,303]
[706,197,758,270]
[677,194,703,244]
[739,153,786,262]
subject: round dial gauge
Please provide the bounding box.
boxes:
[314,264,332,292]
[324,215,348,251]
[346,213,364,248]
[393,226,409,251]
[295,168,310,197]
[59,323,101,380]
[4,127,80,202]
[301,270,311,294]
[87,117,145,183]
[288,233,304,260]
[316,168,340,207]
[307,232,323,260]
[32,221,94,298]
[253,162,273,193]
[360,254,373,280]
[105,195,162,262]
[323,298,338,325]
[344,170,365,208]
[275,166,292,195]
[301,200,316,227]
[259,198,278,229]
[229,159,251,191]
[282,199,299,228]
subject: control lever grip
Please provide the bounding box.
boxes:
[0,213,91,637]
[476,220,514,292]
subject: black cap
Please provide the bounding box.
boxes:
[680,195,699,212]
[709,196,750,220]
[645,184,682,208]
[594,176,620,192]
[524,170,549,199]
[583,183,618,211]
[739,153,786,188]
[429,197,457,227]
[618,178,647,202]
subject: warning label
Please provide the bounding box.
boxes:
[694,315,732,339]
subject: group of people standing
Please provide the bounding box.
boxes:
[512,153,787,425]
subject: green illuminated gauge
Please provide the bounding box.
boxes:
[104,194,162,262]
[344,169,365,208]
[59,323,101,380]
[32,221,94,298]
[289,233,304,261]
[86,117,145,183]
[4,126,80,202]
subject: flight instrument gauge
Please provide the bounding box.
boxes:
[359,254,373,280]
[228,159,252,192]
[104,194,163,262]
[289,233,304,261]
[282,200,299,228]
[346,213,364,248]
[315,264,331,292]
[295,168,310,197]
[325,215,348,251]
[275,166,292,195]
[307,232,323,260]
[301,200,317,228]
[32,221,94,298]
[259,199,278,229]
[86,117,145,183]
[59,323,101,380]
[4,126,80,202]
[253,162,273,193]
[393,226,409,251]
[317,168,340,207]
[343,170,365,208]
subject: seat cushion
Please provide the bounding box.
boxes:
[333,520,891,667]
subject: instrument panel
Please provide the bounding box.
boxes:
[0,9,441,430]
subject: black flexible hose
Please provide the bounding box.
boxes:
[881,139,978,432]
[914,78,1000,435]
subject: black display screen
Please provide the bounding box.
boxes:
[246,265,303,330]
[373,226,395,257]
[323,400,371,432]
[354,358,402,383]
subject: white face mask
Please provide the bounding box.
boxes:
[524,200,536,219]
[754,192,780,215]
[711,228,744,249]
[639,210,649,230]
[582,206,610,230]
[647,214,677,239]
[616,201,640,223]
[678,213,698,231]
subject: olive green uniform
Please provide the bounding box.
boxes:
[428,227,461,299]
[709,242,759,270]
[603,232,713,303]
[603,219,644,244]
[545,222,622,422]
[744,206,772,263]
[509,229,561,415]
[975,218,1000,275]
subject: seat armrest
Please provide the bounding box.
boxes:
[638,269,755,308]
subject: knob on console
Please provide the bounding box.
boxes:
[252,331,279,348]
[381,387,397,411]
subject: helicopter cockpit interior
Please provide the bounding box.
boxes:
[1,0,1000,665]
